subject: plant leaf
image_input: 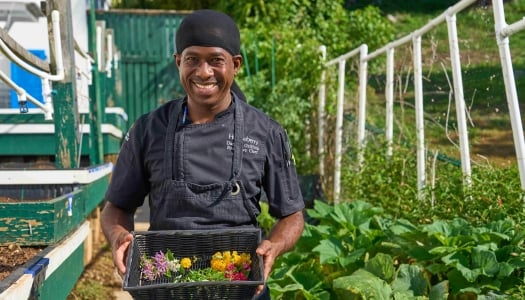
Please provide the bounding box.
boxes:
[429,280,449,300]
[472,247,499,277]
[333,269,392,300]
[312,237,343,264]
[365,253,395,282]
[391,264,428,296]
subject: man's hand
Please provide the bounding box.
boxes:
[113,231,133,276]
[253,210,305,295]
[101,202,135,277]
[254,239,283,294]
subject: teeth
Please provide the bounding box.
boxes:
[195,83,215,89]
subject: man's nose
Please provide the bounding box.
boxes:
[196,62,213,77]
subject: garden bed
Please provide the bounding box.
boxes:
[0,163,112,246]
[0,245,43,282]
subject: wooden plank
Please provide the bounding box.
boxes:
[0,27,50,72]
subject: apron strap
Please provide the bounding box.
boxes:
[165,99,185,180]
[231,96,244,182]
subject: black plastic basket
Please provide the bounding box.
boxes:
[123,228,264,300]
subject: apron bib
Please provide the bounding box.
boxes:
[149,100,258,230]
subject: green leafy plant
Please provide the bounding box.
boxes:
[269,199,525,299]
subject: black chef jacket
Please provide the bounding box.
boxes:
[105,93,305,222]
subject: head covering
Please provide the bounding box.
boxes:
[175,10,240,55]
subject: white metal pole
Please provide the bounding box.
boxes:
[318,45,327,179]
[357,44,368,167]
[493,0,525,191]
[385,47,395,157]
[446,13,472,188]
[334,59,346,204]
[413,34,426,200]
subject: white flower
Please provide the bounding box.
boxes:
[167,259,181,272]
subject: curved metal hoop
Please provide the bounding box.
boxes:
[231,182,240,195]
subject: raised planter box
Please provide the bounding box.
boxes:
[0,107,127,156]
[0,163,112,246]
[0,221,90,300]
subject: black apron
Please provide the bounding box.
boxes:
[147,98,271,300]
[149,99,258,231]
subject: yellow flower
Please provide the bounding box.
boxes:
[181,257,192,269]
[240,253,251,265]
[212,252,223,259]
[233,252,242,265]
[211,258,227,272]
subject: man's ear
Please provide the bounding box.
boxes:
[233,54,242,74]
[175,54,181,68]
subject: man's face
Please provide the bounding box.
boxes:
[175,46,242,107]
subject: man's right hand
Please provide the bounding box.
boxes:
[101,202,136,277]
[113,231,133,276]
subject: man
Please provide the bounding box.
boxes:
[101,9,305,298]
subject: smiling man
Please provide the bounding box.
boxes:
[100,9,305,299]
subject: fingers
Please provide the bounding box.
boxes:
[256,240,277,286]
[255,284,264,295]
[113,232,133,276]
[255,239,271,256]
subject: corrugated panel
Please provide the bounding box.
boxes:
[96,10,188,127]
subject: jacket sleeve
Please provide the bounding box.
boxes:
[262,124,305,218]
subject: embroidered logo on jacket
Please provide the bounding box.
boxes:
[227,133,260,154]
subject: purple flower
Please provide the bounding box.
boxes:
[154,251,169,276]
[142,260,157,281]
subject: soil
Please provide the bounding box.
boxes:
[68,242,123,300]
[0,219,122,299]
[0,244,44,281]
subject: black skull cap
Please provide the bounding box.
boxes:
[175,9,240,56]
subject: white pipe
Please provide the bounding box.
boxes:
[413,35,426,200]
[105,33,113,77]
[41,79,53,120]
[0,11,64,82]
[493,0,525,191]
[318,45,327,178]
[446,12,472,188]
[0,69,49,113]
[364,0,478,62]
[357,44,368,167]
[385,47,395,157]
[325,47,361,67]
[500,17,525,38]
[97,26,103,72]
[334,59,346,204]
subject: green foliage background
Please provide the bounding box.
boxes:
[113,0,395,175]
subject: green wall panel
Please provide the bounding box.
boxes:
[95,10,187,127]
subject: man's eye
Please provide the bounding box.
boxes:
[184,57,198,64]
[210,57,225,65]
